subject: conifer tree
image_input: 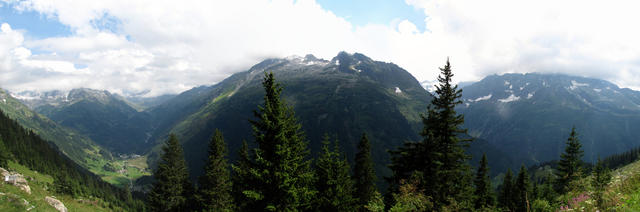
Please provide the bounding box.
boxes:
[592,158,611,209]
[539,173,556,202]
[354,133,378,210]
[0,138,11,168]
[388,59,473,208]
[197,129,233,211]
[498,169,515,211]
[243,72,316,211]
[314,134,357,211]
[232,140,253,211]
[556,127,584,193]
[474,153,494,209]
[514,165,532,212]
[148,134,194,212]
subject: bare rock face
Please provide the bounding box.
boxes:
[45,196,68,212]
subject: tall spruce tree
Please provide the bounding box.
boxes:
[314,134,357,211]
[231,140,253,211]
[514,165,532,212]
[474,153,494,209]
[148,134,194,212]
[197,129,233,211]
[243,72,316,211]
[592,158,611,209]
[354,133,378,211]
[556,127,584,193]
[498,169,515,211]
[388,59,473,208]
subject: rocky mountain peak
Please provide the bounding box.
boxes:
[67,88,113,104]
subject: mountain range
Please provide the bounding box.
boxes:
[145,52,436,178]
[7,52,640,182]
[0,89,111,167]
[460,73,640,165]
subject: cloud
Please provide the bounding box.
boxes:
[1,0,640,96]
[405,0,640,88]
[1,0,365,96]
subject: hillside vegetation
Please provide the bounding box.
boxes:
[1,161,114,211]
[0,109,145,211]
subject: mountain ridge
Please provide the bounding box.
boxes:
[460,73,640,165]
[141,51,435,179]
[13,53,636,182]
[0,88,111,165]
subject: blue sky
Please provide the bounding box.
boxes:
[0,3,70,38]
[316,0,426,31]
[0,0,426,38]
[0,0,639,96]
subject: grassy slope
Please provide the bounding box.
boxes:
[606,159,640,210]
[0,161,115,211]
[556,159,640,211]
[86,155,152,188]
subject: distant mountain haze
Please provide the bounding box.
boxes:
[0,88,113,169]
[16,88,155,153]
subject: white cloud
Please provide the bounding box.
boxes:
[1,0,640,96]
[0,0,366,96]
[406,0,640,89]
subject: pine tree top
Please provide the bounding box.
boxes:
[244,72,315,211]
[561,127,584,160]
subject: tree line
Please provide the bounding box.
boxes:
[602,145,640,170]
[147,60,614,211]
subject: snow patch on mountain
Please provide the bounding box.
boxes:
[498,94,520,103]
[469,94,492,102]
[527,92,534,99]
[285,55,302,61]
[10,93,41,100]
[304,60,328,66]
[350,65,362,73]
[577,95,592,106]
[594,88,602,92]
[421,80,437,93]
[569,80,589,90]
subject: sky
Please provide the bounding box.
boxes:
[1,0,640,97]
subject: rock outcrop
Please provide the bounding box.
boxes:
[45,196,68,212]
[0,167,8,176]
[1,167,31,194]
